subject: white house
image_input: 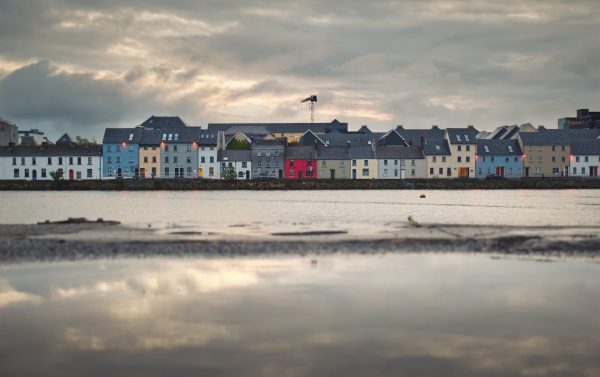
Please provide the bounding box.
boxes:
[570,140,600,177]
[198,130,220,179]
[0,144,102,181]
[218,150,252,180]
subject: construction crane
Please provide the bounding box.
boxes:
[301,95,317,123]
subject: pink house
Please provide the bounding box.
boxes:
[284,146,317,180]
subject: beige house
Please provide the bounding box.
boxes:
[445,127,478,178]
[424,139,453,178]
[349,147,378,179]
[138,130,162,178]
[519,131,571,177]
[315,146,352,179]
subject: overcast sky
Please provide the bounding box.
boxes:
[0,0,599,140]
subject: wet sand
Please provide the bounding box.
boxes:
[1,221,599,263]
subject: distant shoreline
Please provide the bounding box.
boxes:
[1,177,600,190]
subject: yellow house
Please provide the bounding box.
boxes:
[139,130,161,178]
[424,140,453,178]
[445,127,478,178]
[350,146,378,179]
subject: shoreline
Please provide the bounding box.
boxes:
[1,222,599,263]
[1,177,600,190]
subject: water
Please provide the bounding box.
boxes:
[1,190,600,230]
[1,254,599,376]
[1,190,600,376]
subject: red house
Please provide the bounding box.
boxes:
[284,146,317,180]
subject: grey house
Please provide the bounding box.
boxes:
[376,145,426,179]
[251,139,286,178]
[160,127,201,178]
[315,146,352,179]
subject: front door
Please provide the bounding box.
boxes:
[330,169,335,179]
[591,166,598,177]
[496,166,505,177]
[32,169,37,181]
[525,167,530,177]
[69,169,74,181]
[352,169,356,180]
[278,169,283,179]
[245,170,250,180]
[401,169,406,179]
[298,171,303,179]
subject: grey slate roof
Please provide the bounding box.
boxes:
[285,146,317,160]
[208,120,348,134]
[571,140,600,155]
[349,146,376,159]
[102,128,143,144]
[139,116,188,129]
[0,144,102,156]
[519,129,600,145]
[139,129,163,145]
[423,139,451,156]
[218,149,251,161]
[198,129,218,145]
[395,126,446,146]
[321,131,376,147]
[376,145,425,159]
[315,146,351,160]
[251,138,286,148]
[158,127,203,143]
[56,133,73,145]
[222,125,271,136]
[476,139,522,156]
[446,127,479,144]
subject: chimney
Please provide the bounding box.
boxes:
[396,125,404,130]
[218,131,225,150]
[467,125,475,129]
[537,125,546,130]
[371,138,376,152]
[420,136,425,147]
[432,125,439,130]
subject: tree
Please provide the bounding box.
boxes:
[221,166,237,180]
[75,136,98,145]
[50,170,64,183]
[227,139,251,150]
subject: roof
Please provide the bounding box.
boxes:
[285,146,317,160]
[321,131,376,147]
[198,129,219,145]
[139,129,164,145]
[139,116,188,129]
[423,139,451,156]
[218,149,251,161]
[395,126,446,146]
[55,133,73,145]
[571,140,600,155]
[446,127,479,144]
[480,125,521,140]
[102,128,143,144]
[376,145,425,159]
[0,144,102,157]
[315,146,351,160]
[207,120,348,134]
[158,127,203,143]
[519,129,600,145]
[349,146,376,159]
[251,138,286,148]
[476,139,522,156]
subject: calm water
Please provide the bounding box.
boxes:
[1,190,600,229]
[1,190,600,376]
[1,254,599,376]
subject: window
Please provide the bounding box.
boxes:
[88,157,92,165]
[187,145,191,152]
[32,157,36,165]
[528,155,533,162]
[411,160,416,166]
[173,156,178,163]
[210,156,214,163]
[362,168,369,176]
[164,167,170,176]
[538,156,543,162]
[201,157,206,163]
[24,169,29,178]
[187,156,191,164]
[238,171,244,178]
[394,160,398,165]
[59,157,63,165]
[464,135,470,142]
[552,167,559,175]
[383,168,388,177]
[456,135,462,142]
[107,157,112,163]
[438,167,443,174]
[76,171,82,180]
[482,156,486,162]
[477,168,482,175]
[165,156,169,163]
[152,156,157,163]
[561,156,566,162]
[69,157,74,165]
[507,146,513,153]
[384,160,388,166]
[289,170,294,178]
[457,156,462,163]
[535,167,542,174]
[432,156,437,163]
[116,145,121,152]
[290,160,295,168]
[430,168,434,175]
[466,145,470,151]
[458,145,462,152]
[581,167,586,174]
[466,156,470,163]
[87,169,92,178]
[21,157,25,165]
[173,145,178,152]
[561,145,566,151]
[144,157,148,163]
[162,134,167,140]
[257,161,262,168]
[364,160,369,166]
[151,167,157,176]
[242,162,247,168]
[168,134,173,141]
[13,169,19,178]
[573,167,577,174]
[41,168,47,178]
[491,156,495,162]
[484,145,490,153]
[152,146,156,151]
[187,167,192,176]
[12,157,16,165]
[394,169,398,177]
[209,167,214,176]
[266,152,271,157]
[411,169,416,176]
[77,157,82,165]
[552,156,556,162]
[129,146,133,152]
[108,167,113,176]
[107,145,112,152]
[508,168,513,175]
[128,133,134,141]
[165,145,169,151]
[442,157,446,163]
[275,151,279,157]
[447,167,451,176]
[129,157,134,164]
[584,156,589,162]
[352,160,356,166]
[552,146,556,152]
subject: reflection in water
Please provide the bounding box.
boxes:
[1,255,599,376]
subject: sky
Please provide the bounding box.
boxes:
[0,0,599,140]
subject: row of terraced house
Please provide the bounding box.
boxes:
[1,112,600,181]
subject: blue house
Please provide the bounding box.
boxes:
[102,128,143,178]
[476,139,523,178]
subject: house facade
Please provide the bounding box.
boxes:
[475,139,523,178]
[139,130,162,178]
[0,145,102,181]
[198,130,219,179]
[350,147,377,180]
[0,118,18,146]
[284,146,317,180]
[424,139,453,178]
[102,128,142,178]
[218,150,252,180]
[445,127,478,178]
[570,140,600,177]
[376,145,426,179]
[160,128,201,178]
[251,139,286,178]
[315,146,352,179]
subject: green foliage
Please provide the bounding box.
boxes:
[227,138,251,150]
[221,166,237,180]
[75,136,98,145]
[50,170,64,183]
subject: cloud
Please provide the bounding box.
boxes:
[0,0,599,139]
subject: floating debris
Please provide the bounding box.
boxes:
[420,194,426,198]
[37,217,120,225]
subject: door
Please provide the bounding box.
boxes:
[32,169,37,181]
[140,168,146,178]
[298,171,303,179]
[68,169,74,181]
[245,170,250,180]
[330,169,335,179]
[525,167,530,177]
[352,169,356,180]
[278,169,283,179]
[591,166,598,177]
[496,166,505,177]
[401,169,406,179]
[458,167,469,178]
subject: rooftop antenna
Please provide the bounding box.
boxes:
[301,95,317,123]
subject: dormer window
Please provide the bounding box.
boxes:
[162,134,166,140]
[128,133,134,141]
[435,145,440,150]
[464,135,470,142]
[507,146,513,153]
[456,135,462,142]
[168,134,173,141]
[484,145,490,153]
[174,134,179,141]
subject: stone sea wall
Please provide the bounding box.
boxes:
[1,178,600,190]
